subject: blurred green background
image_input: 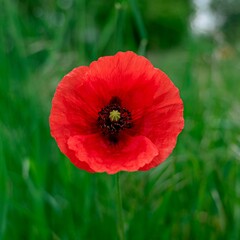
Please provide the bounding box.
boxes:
[1,0,240,239]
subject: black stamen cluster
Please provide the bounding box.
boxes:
[97,96,133,144]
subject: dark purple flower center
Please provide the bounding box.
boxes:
[97,96,133,144]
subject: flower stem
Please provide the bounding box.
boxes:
[116,172,125,240]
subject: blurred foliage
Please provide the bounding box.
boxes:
[142,0,192,49]
[210,0,240,43]
[10,0,193,60]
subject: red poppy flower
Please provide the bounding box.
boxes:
[49,51,184,174]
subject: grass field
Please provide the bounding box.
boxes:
[1,1,240,239]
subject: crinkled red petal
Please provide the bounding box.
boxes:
[86,51,159,111]
[67,134,159,174]
[137,69,184,170]
[49,66,95,172]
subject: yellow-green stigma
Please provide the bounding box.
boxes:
[109,110,121,122]
[97,96,133,143]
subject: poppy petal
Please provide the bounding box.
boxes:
[85,51,159,111]
[49,66,95,172]
[139,71,184,170]
[67,134,159,174]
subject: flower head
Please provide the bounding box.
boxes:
[49,51,184,174]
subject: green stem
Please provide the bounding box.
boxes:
[116,172,125,240]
